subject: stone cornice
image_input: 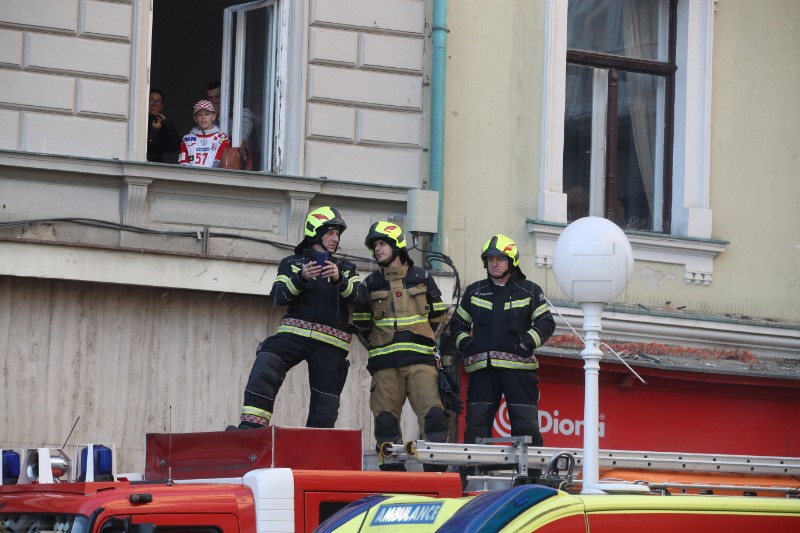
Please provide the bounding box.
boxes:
[0,150,410,202]
[549,304,800,361]
[528,220,728,286]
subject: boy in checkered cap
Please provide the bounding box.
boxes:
[178,100,230,167]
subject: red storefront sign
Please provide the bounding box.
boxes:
[479,354,800,457]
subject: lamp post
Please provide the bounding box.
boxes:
[552,217,633,494]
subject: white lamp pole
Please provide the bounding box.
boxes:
[578,301,605,492]
[552,217,633,494]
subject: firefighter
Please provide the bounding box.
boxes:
[353,222,449,471]
[230,206,362,430]
[450,234,556,445]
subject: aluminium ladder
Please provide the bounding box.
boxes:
[381,438,800,496]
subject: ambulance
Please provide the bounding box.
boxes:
[316,483,800,532]
[310,434,800,532]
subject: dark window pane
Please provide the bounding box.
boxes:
[568,0,668,61]
[564,64,596,222]
[615,71,665,231]
[243,6,269,170]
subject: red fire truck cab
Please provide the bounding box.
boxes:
[0,427,463,533]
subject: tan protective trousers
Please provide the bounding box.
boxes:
[370,364,442,442]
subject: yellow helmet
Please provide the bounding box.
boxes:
[364,221,407,258]
[304,206,347,239]
[481,234,520,268]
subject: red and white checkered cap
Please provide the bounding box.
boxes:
[193,100,215,115]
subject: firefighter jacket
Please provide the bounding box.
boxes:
[270,251,362,351]
[353,263,448,374]
[450,274,555,373]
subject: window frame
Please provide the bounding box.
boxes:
[565,0,677,233]
[246,0,305,176]
[221,0,280,171]
[533,0,723,285]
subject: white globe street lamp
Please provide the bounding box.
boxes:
[552,217,633,494]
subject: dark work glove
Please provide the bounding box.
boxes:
[459,338,473,356]
[518,333,531,351]
[438,368,464,414]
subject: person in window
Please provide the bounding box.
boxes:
[178,100,230,168]
[449,234,555,445]
[206,80,255,145]
[229,206,362,430]
[146,88,181,163]
[352,222,450,471]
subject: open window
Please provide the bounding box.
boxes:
[149,0,281,171]
[221,1,279,171]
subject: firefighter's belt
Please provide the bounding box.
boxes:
[280,318,352,342]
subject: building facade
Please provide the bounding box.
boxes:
[1,0,798,472]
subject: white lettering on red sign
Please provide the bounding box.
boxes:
[493,399,605,438]
[539,409,605,437]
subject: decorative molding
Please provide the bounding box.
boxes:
[0,239,276,296]
[548,305,800,362]
[0,151,409,202]
[122,176,151,226]
[0,238,458,301]
[287,191,315,245]
[538,0,568,224]
[528,221,728,286]
[668,0,716,238]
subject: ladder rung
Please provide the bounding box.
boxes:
[405,442,800,476]
[648,482,800,496]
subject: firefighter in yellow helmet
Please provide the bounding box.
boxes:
[449,234,555,445]
[230,206,363,430]
[352,221,452,471]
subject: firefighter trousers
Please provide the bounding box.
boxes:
[464,367,542,446]
[370,364,448,447]
[241,333,350,428]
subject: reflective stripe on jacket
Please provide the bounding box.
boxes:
[270,251,362,350]
[353,263,447,373]
[450,277,555,372]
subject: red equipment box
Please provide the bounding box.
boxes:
[145,426,362,480]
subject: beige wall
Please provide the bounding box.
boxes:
[0,0,136,158]
[441,0,547,284]
[706,0,800,321]
[303,0,428,188]
[441,1,800,325]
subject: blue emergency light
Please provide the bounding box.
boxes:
[2,450,21,484]
[437,485,559,533]
[79,445,114,481]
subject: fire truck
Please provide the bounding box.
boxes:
[0,427,464,533]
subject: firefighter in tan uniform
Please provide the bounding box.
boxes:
[353,222,449,471]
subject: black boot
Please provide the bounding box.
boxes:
[379,463,407,472]
[225,421,265,431]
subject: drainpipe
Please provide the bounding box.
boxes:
[429,0,448,251]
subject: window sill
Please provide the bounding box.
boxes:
[527,220,728,286]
